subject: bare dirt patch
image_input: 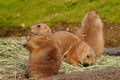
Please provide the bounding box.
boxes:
[43,68,120,80]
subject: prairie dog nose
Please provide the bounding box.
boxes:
[83,63,89,67]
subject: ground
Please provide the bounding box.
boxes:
[44,68,120,80]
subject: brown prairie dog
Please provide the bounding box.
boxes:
[53,31,96,67]
[76,10,104,58]
[26,23,61,79]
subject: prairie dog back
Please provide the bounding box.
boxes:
[54,31,81,55]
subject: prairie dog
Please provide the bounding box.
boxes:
[54,31,96,67]
[76,10,104,58]
[26,23,61,79]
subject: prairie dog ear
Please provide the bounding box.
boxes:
[26,36,31,41]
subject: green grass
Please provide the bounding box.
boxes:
[0,0,120,29]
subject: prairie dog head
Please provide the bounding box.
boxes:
[81,10,103,30]
[77,42,96,67]
[30,23,52,38]
[77,10,103,40]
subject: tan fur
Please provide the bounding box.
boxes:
[53,31,96,67]
[76,10,104,58]
[26,23,61,79]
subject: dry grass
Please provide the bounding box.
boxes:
[0,38,120,80]
[0,38,29,80]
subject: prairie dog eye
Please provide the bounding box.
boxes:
[37,24,41,27]
[87,55,90,58]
